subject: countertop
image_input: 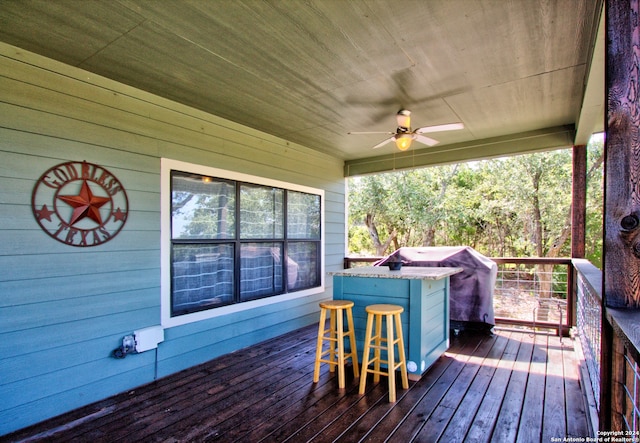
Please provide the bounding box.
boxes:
[329,266,463,280]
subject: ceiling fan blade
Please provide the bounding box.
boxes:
[415,122,464,134]
[348,131,395,135]
[372,137,395,149]
[415,135,440,147]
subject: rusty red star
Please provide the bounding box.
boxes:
[58,180,111,226]
[35,204,55,222]
[112,207,127,222]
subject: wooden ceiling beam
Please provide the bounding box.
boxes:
[344,125,576,176]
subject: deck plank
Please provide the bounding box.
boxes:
[385,333,488,441]
[542,336,568,442]
[516,334,549,443]
[464,331,521,443]
[490,331,535,443]
[356,339,466,442]
[151,339,321,441]
[563,336,590,438]
[437,332,511,443]
[411,333,503,442]
[2,326,589,443]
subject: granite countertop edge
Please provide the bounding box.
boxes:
[328,266,463,280]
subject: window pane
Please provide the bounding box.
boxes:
[287,191,321,239]
[288,242,320,290]
[240,243,283,300]
[240,185,283,239]
[172,244,234,315]
[172,172,236,239]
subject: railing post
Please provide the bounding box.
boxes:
[610,331,626,431]
[567,262,575,330]
[600,315,613,431]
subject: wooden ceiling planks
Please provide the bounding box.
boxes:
[0,0,603,166]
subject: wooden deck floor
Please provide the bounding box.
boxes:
[5,325,590,443]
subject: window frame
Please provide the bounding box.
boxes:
[161,158,325,328]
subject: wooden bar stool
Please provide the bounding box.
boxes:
[358,304,409,402]
[313,300,360,389]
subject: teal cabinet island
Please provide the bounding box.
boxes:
[330,266,463,380]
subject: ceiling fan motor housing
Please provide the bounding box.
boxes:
[396,109,411,129]
[348,108,462,150]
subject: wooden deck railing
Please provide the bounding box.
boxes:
[598,279,640,433]
[574,259,602,435]
[344,255,640,435]
[344,256,573,334]
[572,258,640,435]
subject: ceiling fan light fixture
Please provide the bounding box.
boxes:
[349,109,464,151]
[395,133,413,151]
[396,109,411,129]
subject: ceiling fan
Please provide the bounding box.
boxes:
[348,109,464,151]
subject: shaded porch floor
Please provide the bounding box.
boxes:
[5,324,590,442]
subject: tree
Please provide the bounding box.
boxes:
[348,143,603,264]
[348,166,462,255]
[348,175,396,256]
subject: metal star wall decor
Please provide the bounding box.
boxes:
[31,161,129,247]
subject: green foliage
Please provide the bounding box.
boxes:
[348,134,604,262]
[348,225,374,255]
[585,135,604,268]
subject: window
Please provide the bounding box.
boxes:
[161,159,324,326]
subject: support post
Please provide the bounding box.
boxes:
[605,0,640,309]
[572,145,587,259]
[602,0,640,431]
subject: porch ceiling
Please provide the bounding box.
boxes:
[0,0,604,173]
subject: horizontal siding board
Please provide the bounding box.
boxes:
[158,300,320,358]
[324,242,350,258]
[0,203,159,233]
[157,312,318,377]
[0,135,161,193]
[0,103,162,159]
[0,177,30,204]
[341,276,410,297]
[0,269,159,306]
[0,228,160,255]
[0,306,160,355]
[324,223,347,235]
[0,287,159,334]
[158,142,341,190]
[0,127,160,176]
[0,333,149,386]
[423,322,447,346]
[325,211,347,226]
[324,235,346,249]
[0,250,158,281]
[423,290,447,311]
[0,348,156,412]
[162,290,327,341]
[424,302,447,325]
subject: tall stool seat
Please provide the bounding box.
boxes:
[359,304,409,402]
[313,300,360,389]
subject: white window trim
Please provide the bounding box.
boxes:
[161,158,325,328]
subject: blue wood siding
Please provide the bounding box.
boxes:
[0,43,344,435]
[333,275,450,379]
